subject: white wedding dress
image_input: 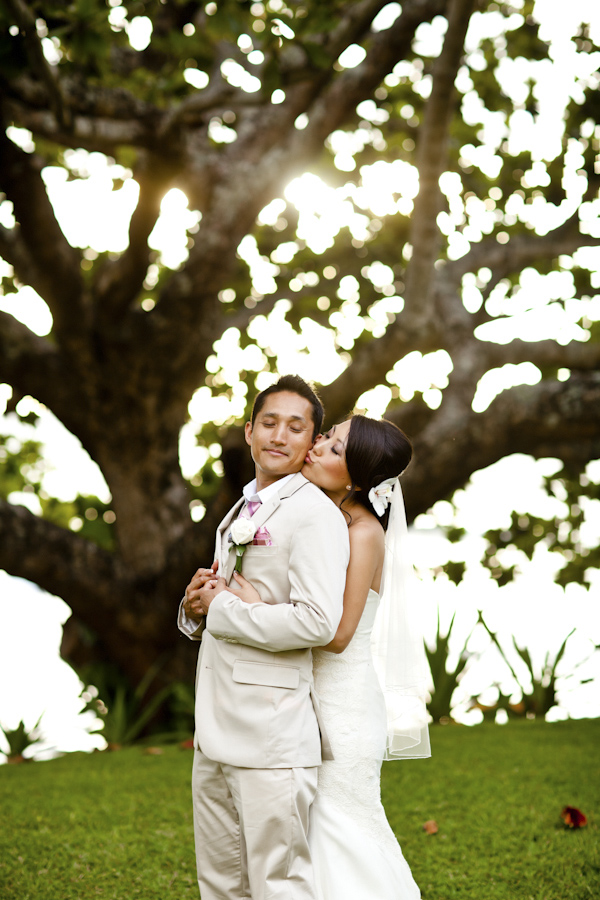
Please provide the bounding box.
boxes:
[309,590,421,900]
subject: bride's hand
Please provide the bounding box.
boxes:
[228,572,264,605]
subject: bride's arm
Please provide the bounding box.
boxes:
[321,520,384,653]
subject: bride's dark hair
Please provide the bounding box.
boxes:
[343,415,412,530]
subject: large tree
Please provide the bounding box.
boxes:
[0,0,599,688]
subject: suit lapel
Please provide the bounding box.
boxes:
[244,472,308,530]
[217,499,244,574]
[223,493,282,584]
[220,474,309,582]
[278,471,309,495]
[248,492,280,531]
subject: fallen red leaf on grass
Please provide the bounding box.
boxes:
[561,806,587,829]
[423,819,438,835]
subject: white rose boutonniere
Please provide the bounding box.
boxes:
[229,518,257,572]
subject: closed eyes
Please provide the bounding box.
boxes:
[262,421,304,433]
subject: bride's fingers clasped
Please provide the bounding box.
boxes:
[228,571,264,604]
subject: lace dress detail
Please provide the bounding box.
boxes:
[309,591,420,900]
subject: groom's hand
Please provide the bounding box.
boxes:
[196,576,228,614]
[183,561,219,621]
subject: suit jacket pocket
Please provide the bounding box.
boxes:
[244,544,279,555]
[232,660,300,689]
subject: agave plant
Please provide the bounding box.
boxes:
[0,715,43,763]
[79,659,172,749]
[425,610,477,723]
[476,614,591,717]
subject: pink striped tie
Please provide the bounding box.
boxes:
[244,499,261,518]
[240,498,273,546]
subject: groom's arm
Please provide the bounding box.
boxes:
[177,562,219,640]
[177,598,205,641]
[205,502,349,652]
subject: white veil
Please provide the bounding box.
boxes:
[370,478,431,760]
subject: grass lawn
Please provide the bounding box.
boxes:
[1,718,598,900]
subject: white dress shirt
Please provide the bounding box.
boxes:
[242,473,295,507]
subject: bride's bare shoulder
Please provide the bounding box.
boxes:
[348,510,384,548]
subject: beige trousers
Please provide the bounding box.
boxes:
[191,749,319,900]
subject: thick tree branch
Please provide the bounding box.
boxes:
[314,0,474,421]
[398,372,600,520]
[169,1,453,404]
[93,154,179,319]
[4,0,453,389]
[0,222,54,301]
[0,310,62,397]
[4,0,71,130]
[303,0,447,147]
[317,0,395,57]
[0,312,100,455]
[164,0,403,141]
[446,213,600,289]
[0,127,84,336]
[0,500,127,627]
[0,0,596,691]
[320,317,441,425]
[3,65,162,152]
[483,338,600,373]
[3,100,155,153]
[402,0,476,325]
[0,501,186,681]
[423,327,600,439]
[159,82,238,139]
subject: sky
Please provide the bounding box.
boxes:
[1,0,600,759]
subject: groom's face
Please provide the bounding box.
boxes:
[245,390,316,489]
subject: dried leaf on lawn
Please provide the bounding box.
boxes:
[561,806,587,828]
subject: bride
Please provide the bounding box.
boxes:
[233,414,430,900]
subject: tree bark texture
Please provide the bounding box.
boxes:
[0,0,598,688]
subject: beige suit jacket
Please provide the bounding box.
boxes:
[178,473,349,768]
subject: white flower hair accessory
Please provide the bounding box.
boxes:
[229,518,258,571]
[368,477,397,517]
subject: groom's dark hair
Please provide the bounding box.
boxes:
[251,375,324,439]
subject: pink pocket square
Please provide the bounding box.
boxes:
[252,526,273,546]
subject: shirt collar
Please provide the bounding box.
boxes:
[243,472,296,505]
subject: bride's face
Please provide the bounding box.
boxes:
[302,420,352,496]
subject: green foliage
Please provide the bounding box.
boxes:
[42,495,116,551]
[0,426,116,550]
[0,433,46,499]
[1,720,598,899]
[445,525,466,543]
[482,464,600,590]
[425,611,474,723]
[2,0,598,504]
[0,274,18,295]
[1,0,599,712]
[79,660,172,748]
[163,680,195,739]
[476,614,598,717]
[441,559,466,586]
[0,716,43,760]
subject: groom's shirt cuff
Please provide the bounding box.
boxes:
[177,599,205,639]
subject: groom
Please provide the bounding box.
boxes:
[179,374,349,900]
